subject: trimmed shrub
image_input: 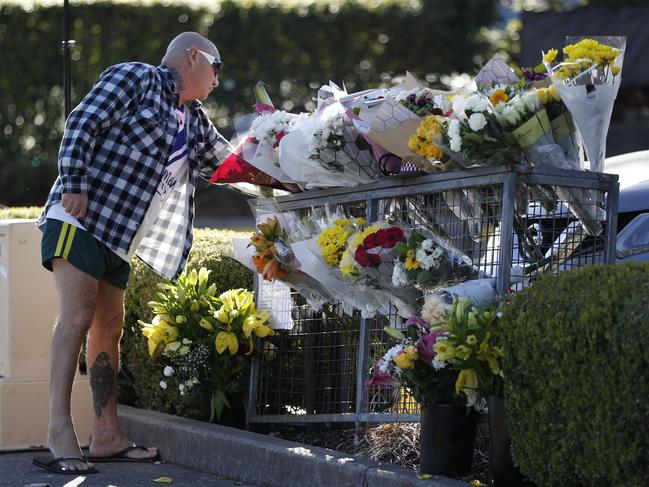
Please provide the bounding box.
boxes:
[121,228,253,418]
[501,263,649,486]
[0,206,43,219]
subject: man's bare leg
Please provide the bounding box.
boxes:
[48,258,98,471]
[86,278,158,460]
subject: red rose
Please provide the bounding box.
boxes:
[273,130,286,149]
[355,247,381,267]
[363,232,380,249]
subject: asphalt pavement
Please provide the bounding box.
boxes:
[0,450,258,487]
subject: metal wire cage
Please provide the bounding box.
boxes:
[247,165,619,425]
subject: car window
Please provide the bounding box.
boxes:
[617,213,649,258]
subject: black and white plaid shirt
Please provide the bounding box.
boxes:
[37,62,228,279]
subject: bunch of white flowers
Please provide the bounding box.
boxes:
[304,104,346,156]
[250,111,295,145]
[448,119,462,152]
[494,91,540,128]
[391,261,410,287]
[416,239,445,271]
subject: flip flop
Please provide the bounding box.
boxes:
[33,455,98,475]
[87,445,159,463]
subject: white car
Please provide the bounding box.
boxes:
[606,150,649,262]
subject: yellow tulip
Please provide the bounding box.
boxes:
[190,301,200,312]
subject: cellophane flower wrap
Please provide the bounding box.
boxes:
[543,36,626,174]
[536,84,582,169]
[339,223,420,317]
[239,106,302,185]
[432,297,505,411]
[278,100,380,189]
[365,315,469,408]
[494,89,605,235]
[443,93,522,168]
[392,229,476,291]
[139,267,275,420]
[295,212,391,318]
[247,215,335,310]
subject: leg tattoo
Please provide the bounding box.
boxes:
[89,352,114,418]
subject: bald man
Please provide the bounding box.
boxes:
[34,32,227,474]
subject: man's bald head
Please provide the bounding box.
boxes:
[161,32,221,105]
[162,32,218,64]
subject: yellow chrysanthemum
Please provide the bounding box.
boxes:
[543,48,558,64]
[405,250,420,270]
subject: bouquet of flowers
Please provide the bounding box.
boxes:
[278,100,381,188]
[139,267,275,420]
[365,315,469,409]
[392,230,476,291]
[292,213,391,318]
[493,89,605,235]
[543,36,626,173]
[432,298,504,411]
[246,216,335,309]
[537,84,582,168]
[443,93,522,168]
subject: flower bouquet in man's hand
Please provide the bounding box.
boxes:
[139,267,275,421]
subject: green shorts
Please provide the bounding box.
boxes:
[41,219,131,289]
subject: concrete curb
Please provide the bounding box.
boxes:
[118,405,470,487]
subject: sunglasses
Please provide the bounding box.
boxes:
[197,49,222,75]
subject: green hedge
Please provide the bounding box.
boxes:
[0,0,499,206]
[0,206,43,219]
[501,263,649,486]
[121,228,253,418]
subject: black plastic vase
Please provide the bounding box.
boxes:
[419,403,478,476]
[488,397,535,487]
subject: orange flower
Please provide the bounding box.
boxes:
[489,89,508,107]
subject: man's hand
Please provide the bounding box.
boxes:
[61,193,88,218]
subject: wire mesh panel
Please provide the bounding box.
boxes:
[248,166,619,425]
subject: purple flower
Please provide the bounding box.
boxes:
[364,367,397,388]
[522,70,535,81]
[405,315,429,329]
[416,330,445,364]
[534,72,548,81]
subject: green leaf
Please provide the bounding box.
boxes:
[383,326,406,341]
[153,477,173,484]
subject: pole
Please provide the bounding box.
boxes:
[62,0,75,118]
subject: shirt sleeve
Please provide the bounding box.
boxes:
[58,63,151,194]
[196,111,232,181]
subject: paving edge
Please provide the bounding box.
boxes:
[118,405,470,487]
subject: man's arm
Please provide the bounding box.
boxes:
[196,113,232,180]
[58,63,152,198]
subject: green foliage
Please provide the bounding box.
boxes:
[0,206,43,219]
[501,263,649,486]
[0,0,499,205]
[121,228,253,419]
